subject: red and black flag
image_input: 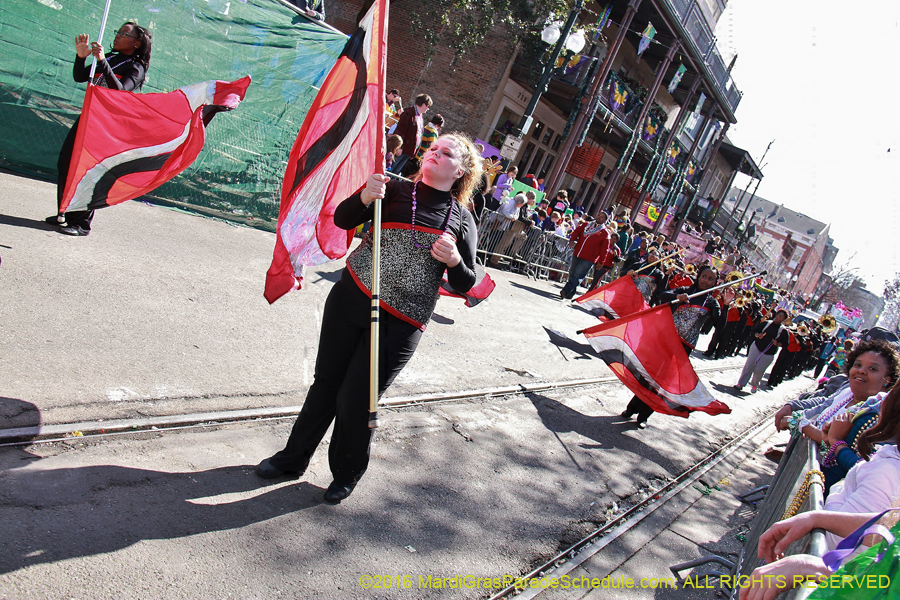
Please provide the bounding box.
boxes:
[439,264,496,308]
[575,275,649,320]
[264,0,388,304]
[59,77,251,213]
[582,304,731,418]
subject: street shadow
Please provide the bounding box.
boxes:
[0,454,324,575]
[508,280,563,302]
[543,326,599,361]
[0,213,54,232]
[0,397,41,438]
[526,393,678,473]
[710,381,748,397]
[691,351,719,362]
[309,268,343,285]
[430,313,454,325]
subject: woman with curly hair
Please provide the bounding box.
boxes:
[783,340,899,490]
[48,22,152,236]
[256,133,483,504]
[813,340,900,492]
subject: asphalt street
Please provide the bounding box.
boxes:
[0,171,814,599]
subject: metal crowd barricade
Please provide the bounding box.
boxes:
[476,210,573,281]
[526,232,573,281]
[668,436,825,599]
[739,437,826,600]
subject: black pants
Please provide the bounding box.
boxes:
[625,395,654,423]
[715,322,740,358]
[767,349,792,387]
[269,278,422,485]
[56,117,94,230]
[813,357,828,378]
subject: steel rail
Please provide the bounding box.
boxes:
[488,406,779,600]
[0,362,744,446]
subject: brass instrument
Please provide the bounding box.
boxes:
[725,270,744,283]
[734,296,747,308]
[797,323,810,336]
[483,158,504,176]
[743,289,754,298]
[684,263,697,276]
[818,314,838,334]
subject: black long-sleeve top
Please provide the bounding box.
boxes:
[335,179,478,329]
[660,284,720,319]
[73,52,145,91]
[751,320,789,355]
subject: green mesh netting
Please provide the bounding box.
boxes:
[0,0,347,227]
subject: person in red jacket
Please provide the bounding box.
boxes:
[587,232,621,291]
[390,93,432,175]
[559,213,610,299]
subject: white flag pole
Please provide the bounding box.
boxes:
[88,0,115,82]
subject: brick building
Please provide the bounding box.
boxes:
[328,1,519,139]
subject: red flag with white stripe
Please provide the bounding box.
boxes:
[575,275,648,320]
[581,304,731,417]
[264,0,388,304]
[59,77,251,213]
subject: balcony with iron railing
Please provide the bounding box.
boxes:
[663,0,742,114]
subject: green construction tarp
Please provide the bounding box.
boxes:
[0,0,347,226]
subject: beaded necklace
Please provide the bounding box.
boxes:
[813,388,855,428]
[781,469,824,520]
[92,55,134,87]
[410,181,453,249]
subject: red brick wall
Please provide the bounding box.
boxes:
[328,1,517,137]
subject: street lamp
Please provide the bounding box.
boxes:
[515,1,585,137]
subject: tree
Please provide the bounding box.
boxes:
[809,259,864,311]
[882,272,900,330]
[409,0,572,59]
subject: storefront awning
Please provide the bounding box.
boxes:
[718,141,763,179]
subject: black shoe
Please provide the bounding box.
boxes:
[323,480,357,504]
[45,215,67,227]
[60,225,89,236]
[255,458,301,480]
[620,410,633,420]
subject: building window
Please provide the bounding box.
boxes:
[532,121,544,139]
[541,127,555,146]
[489,107,521,149]
[551,134,562,151]
[539,153,555,178]
[518,142,536,173]
[527,148,545,177]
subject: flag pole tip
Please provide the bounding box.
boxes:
[368,412,379,429]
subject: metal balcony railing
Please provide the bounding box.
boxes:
[663,0,742,114]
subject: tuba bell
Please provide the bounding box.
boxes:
[818,314,838,334]
[797,323,810,336]
[684,263,697,276]
[725,270,744,283]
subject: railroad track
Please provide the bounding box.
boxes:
[488,406,777,600]
[0,361,746,446]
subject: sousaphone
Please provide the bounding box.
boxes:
[818,314,838,334]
